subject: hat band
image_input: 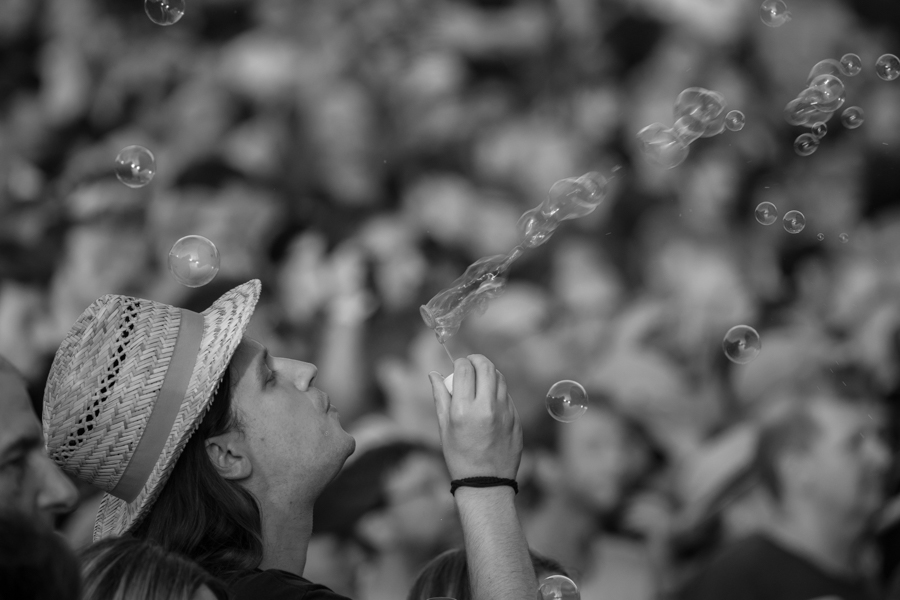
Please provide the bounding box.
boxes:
[109,309,204,503]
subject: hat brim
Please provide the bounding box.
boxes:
[92,279,261,540]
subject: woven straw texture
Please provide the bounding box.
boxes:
[43,280,260,540]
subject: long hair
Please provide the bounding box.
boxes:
[79,536,229,600]
[407,547,570,600]
[130,368,264,582]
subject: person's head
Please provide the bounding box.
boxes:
[754,392,890,524]
[0,512,81,600]
[313,440,456,556]
[407,546,570,600]
[532,389,660,514]
[0,356,77,527]
[43,281,355,581]
[79,536,229,600]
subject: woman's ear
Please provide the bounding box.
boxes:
[206,431,252,480]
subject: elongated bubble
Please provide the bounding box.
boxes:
[420,251,518,343]
[637,123,689,169]
[422,171,611,342]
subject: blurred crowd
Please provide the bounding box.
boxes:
[3,0,900,598]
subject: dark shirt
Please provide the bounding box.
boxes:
[677,534,878,600]
[230,569,353,600]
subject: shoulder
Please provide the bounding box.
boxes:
[677,535,783,600]
[230,569,354,600]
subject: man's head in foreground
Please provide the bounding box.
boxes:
[0,356,77,527]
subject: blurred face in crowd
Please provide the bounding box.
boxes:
[792,398,890,521]
[0,363,77,526]
[558,408,642,512]
[360,451,458,552]
[224,338,356,505]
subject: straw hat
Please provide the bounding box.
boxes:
[43,280,261,540]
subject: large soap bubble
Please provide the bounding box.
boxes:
[168,235,220,288]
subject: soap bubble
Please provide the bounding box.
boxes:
[144,0,185,26]
[875,54,900,81]
[806,74,845,113]
[839,232,850,243]
[811,121,827,138]
[783,210,806,234]
[723,325,762,365]
[840,53,862,76]
[546,380,589,423]
[114,146,156,188]
[841,106,864,129]
[673,88,728,137]
[672,115,705,145]
[794,133,819,157]
[637,123,689,169]
[754,202,778,226]
[539,575,580,600]
[806,59,844,86]
[760,0,791,27]
[817,233,825,241]
[168,235,220,288]
[725,110,746,131]
[784,96,830,127]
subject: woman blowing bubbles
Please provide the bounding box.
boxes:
[42,279,536,599]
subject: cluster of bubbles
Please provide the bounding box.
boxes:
[760,0,791,27]
[145,0,185,26]
[754,202,807,234]
[420,172,609,344]
[723,325,762,365]
[783,57,858,155]
[546,380,589,423]
[637,88,743,169]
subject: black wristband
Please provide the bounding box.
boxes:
[450,477,518,496]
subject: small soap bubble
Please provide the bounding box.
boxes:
[841,106,864,129]
[794,133,819,157]
[723,325,762,365]
[817,233,825,241]
[168,235,220,288]
[725,110,746,132]
[760,0,791,27]
[783,210,806,234]
[755,202,778,226]
[811,121,827,138]
[839,232,850,243]
[637,123,690,169]
[875,54,900,81]
[840,53,862,76]
[539,575,580,600]
[144,0,185,25]
[546,380,589,423]
[114,146,156,188]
